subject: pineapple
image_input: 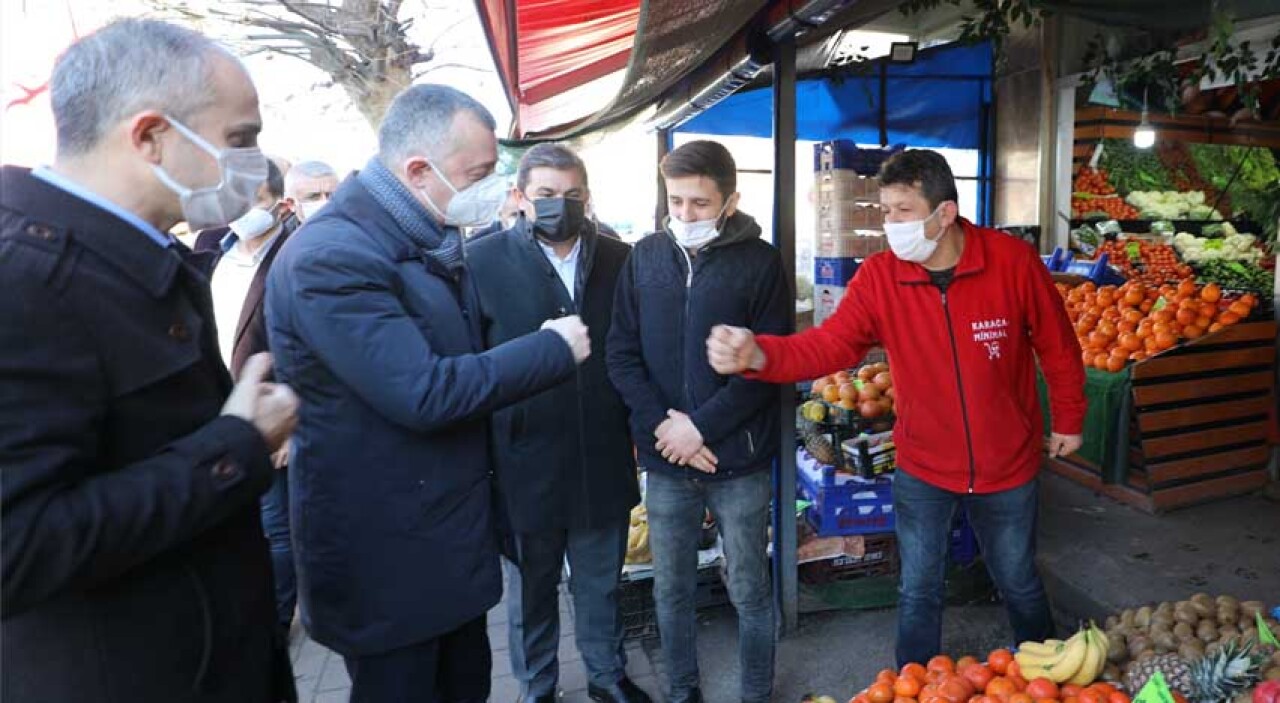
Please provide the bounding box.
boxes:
[1187,640,1263,703]
[1124,653,1193,697]
[799,417,839,466]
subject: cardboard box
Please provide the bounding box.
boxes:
[815,232,887,258]
[817,201,883,231]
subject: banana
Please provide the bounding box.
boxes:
[1030,629,1090,683]
[1066,628,1107,686]
[1018,639,1066,656]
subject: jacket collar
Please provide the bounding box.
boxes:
[514,214,599,299]
[1,165,180,298]
[892,217,987,284]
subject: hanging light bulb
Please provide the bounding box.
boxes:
[1133,88,1156,149]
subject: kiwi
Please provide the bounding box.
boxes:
[1136,649,1157,662]
[1151,612,1176,631]
[1241,601,1265,620]
[1190,600,1214,618]
[1175,607,1201,626]
[1179,640,1206,660]
[1174,622,1195,640]
[1136,606,1154,629]
[1120,609,1137,628]
[1218,624,1241,640]
[1129,635,1153,658]
[1108,632,1127,655]
[1156,601,1176,617]
[1206,641,1223,657]
[1106,614,1120,630]
[1200,628,1220,644]
[1103,664,1123,683]
[1217,608,1240,626]
[1216,595,1240,609]
[1191,593,1213,606]
[1153,631,1178,652]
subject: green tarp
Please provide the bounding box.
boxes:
[1038,366,1132,484]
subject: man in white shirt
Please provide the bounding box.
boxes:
[209,158,300,642]
[467,145,648,703]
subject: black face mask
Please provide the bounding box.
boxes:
[531,197,586,243]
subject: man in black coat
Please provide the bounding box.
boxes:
[0,19,298,703]
[469,144,649,703]
[266,84,592,702]
[208,158,300,642]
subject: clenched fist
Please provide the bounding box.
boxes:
[221,353,299,452]
[542,314,591,363]
[706,325,765,375]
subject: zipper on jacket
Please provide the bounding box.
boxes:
[746,430,755,454]
[940,291,978,493]
[675,242,700,478]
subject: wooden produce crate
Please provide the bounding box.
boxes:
[1049,320,1277,513]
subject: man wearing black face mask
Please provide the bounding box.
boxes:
[469,144,649,703]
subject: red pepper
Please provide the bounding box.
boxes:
[1255,680,1280,703]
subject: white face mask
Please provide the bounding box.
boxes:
[883,206,945,263]
[297,198,328,222]
[228,206,277,240]
[668,200,731,250]
[419,158,508,227]
[151,115,268,232]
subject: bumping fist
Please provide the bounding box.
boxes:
[542,315,591,363]
[706,324,765,375]
[221,353,299,452]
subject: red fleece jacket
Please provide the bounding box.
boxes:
[752,220,1087,494]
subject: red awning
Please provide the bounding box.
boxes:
[478,0,640,136]
[477,0,771,141]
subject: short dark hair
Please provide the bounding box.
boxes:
[878,149,959,210]
[517,143,588,191]
[264,159,284,199]
[660,140,737,200]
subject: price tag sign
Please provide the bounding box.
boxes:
[1127,242,1141,260]
[1258,612,1280,647]
[1133,671,1176,703]
[1153,297,1168,311]
[1205,239,1224,250]
[853,379,865,391]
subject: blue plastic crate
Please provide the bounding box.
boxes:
[1043,247,1126,286]
[797,448,895,536]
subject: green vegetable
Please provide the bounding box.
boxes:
[1194,259,1273,293]
[1100,139,1174,194]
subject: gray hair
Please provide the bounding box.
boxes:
[285,160,338,195]
[377,84,497,169]
[517,143,589,191]
[51,18,225,156]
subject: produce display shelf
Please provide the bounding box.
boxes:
[1072,107,1280,169]
[1048,320,1277,513]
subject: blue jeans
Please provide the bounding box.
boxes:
[503,521,630,698]
[893,470,1055,667]
[260,468,296,632]
[647,470,774,703]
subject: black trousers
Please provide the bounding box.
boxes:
[343,616,490,703]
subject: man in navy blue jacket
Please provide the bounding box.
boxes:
[606,140,791,703]
[266,84,592,702]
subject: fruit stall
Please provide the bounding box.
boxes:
[807,596,1280,703]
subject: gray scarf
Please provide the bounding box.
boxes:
[357,156,464,274]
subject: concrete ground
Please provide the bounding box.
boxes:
[287,470,1280,703]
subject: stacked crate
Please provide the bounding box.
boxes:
[812,141,900,324]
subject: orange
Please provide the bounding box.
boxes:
[1201,282,1221,303]
[1218,311,1241,326]
[1118,333,1141,351]
[939,677,975,703]
[869,683,897,703]
[1105,355,1125,373]
[1228,300,1252,317]
[1025,679,1059,700]
[879,669,901,685]
[929,656,957,674]
[1155,331,1176,350]
[1061,685,1084,698]
[1078,690,1106,703]
[1175,308,1196,326]
[1194,315,1212,329]
[1008,675,1029,692]
[1036,699,1058,703]
[1093,353,1110,371]
[1182,325,1204,340]
[1063,697,1080,703]
[902,663,929,683]
[986,650,1012,676]
[986,678,1017,698]
[896,677,923,698]
[1199,302,1217,319]
[822,385,840,403]
[956,656,979,672]
[961,664,994,693]
[1009,694,1033,703]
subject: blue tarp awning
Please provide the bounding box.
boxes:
[675,42,994,150]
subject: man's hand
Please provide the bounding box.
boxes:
[655,410,713,470]
[706,325,765,375]
[685,446,718,474]
[1046,433,1083,458]
[542,315,591,363]
[221,353,299,452]
[271,438,291,470]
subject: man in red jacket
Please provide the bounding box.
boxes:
[707,149,1086,665]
